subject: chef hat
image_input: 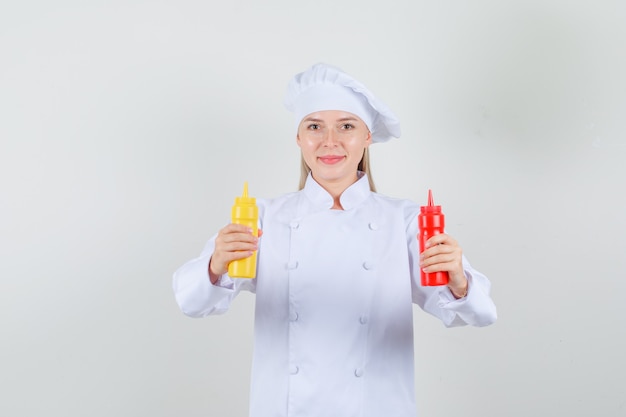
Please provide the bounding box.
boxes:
[284,63,401,143]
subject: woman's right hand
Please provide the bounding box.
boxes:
[209,224,260,283]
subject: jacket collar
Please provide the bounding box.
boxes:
[302,171,371,211]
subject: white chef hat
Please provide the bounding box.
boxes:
[284,63,401,143]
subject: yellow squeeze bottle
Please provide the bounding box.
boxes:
[227,182,259,279]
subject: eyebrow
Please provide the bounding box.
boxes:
[302,116,360,123]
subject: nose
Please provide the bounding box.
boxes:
[323,129,339,147]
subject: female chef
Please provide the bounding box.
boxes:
[173,63,497,417]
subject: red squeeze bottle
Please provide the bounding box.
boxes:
[418,189,449,286]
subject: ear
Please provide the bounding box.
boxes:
[364,131,372,147]
[296,134,302,147]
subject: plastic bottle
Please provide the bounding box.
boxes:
[227,182,259,279]
[418,189,449,286]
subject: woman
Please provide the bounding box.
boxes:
[173,63,497,417]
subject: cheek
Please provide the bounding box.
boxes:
[298,140,316,161]
[347,138,368,152]
[298,136,318,151]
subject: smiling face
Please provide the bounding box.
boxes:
[297,110,372,195]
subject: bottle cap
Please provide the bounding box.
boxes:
[420,189,441,213]
[235,182,256,205]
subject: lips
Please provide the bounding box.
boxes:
[318,155,345,165]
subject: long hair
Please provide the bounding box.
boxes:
[298,148,376,192]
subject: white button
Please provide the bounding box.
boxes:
[362,262,374,270]
[289,311,299,322]
[290,366,299,375]
[354,368,364,377]
[368,222,378,230]
[287,261,299,270]
[290,221,300,229]
[359,316,368,325]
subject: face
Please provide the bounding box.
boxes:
[297,110,372,192]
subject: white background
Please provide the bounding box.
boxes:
[1,1,625,416]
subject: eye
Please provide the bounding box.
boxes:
[341,123,355,130]
[307,123,320,130]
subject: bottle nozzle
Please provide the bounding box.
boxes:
[235,181,255,205]
[420,189,441,214]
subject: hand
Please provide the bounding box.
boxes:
[419,233,468,297]
[209,224,261,283]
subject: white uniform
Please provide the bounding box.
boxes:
[173,173,497,417]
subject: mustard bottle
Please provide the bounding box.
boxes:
[227,182,259,279]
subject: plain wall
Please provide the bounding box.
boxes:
[1,1,625,416]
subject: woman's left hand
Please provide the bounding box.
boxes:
[420,233,468,298]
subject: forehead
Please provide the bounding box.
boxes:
[300,110,365,124]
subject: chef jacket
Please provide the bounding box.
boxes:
[173,172,497,417]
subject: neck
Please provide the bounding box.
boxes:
[313,174,359,210]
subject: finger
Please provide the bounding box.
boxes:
[218,226,258,240]
[420,252,458,269]
[421,255,463,272]
[223,250,256,262]
[219,232,259,245]
[219,240,258,253]
[221,223,256,234]
[421,262,452,273]
[216,231,259,252]
[214,239,257,262]
[425,234,457,249]
[420,243,457,260]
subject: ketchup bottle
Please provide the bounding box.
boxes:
[418,189,449,286]
[228,182,259,279]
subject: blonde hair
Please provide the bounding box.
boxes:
[298,148,376,192]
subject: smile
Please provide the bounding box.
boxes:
[318,155,345,165]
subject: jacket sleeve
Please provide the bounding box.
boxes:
[172,234,256,318]
[406,209,497,328]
